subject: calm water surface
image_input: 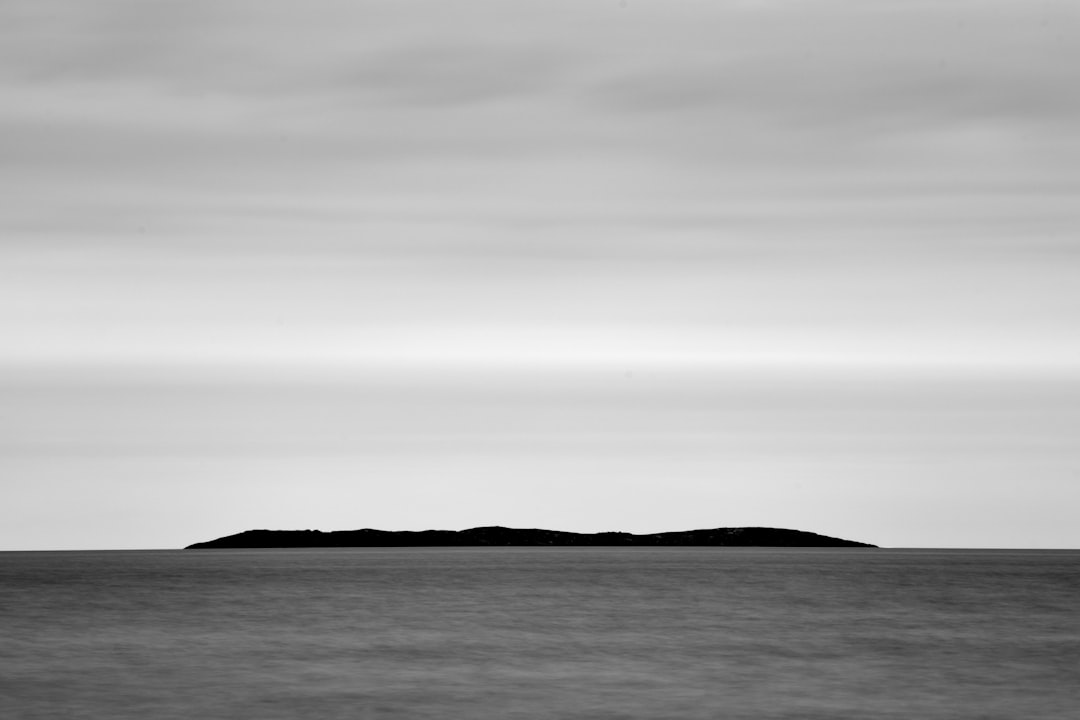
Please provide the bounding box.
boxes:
[2,548,1077,719]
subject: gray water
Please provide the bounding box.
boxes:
[1,548,1077,719]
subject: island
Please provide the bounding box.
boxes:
[186,526,876,549]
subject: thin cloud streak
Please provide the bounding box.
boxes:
[4,367,1076,458]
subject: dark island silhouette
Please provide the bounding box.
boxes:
[186,526,876,549]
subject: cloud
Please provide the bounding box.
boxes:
[5,1,1077,193]
[4,365,1076,459]
[589,6,1080,129]
[1,0,1078,374]
[330,42,572,107]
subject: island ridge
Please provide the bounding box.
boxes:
[186,526,877,549]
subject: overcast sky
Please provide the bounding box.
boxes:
[2,0,1078,550]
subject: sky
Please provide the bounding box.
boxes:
[1,0,1078,550]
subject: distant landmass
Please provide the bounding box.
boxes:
[186,526,876,549]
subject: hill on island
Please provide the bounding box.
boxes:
[185,526,876,549]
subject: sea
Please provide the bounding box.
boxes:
[1,548,1077,720]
